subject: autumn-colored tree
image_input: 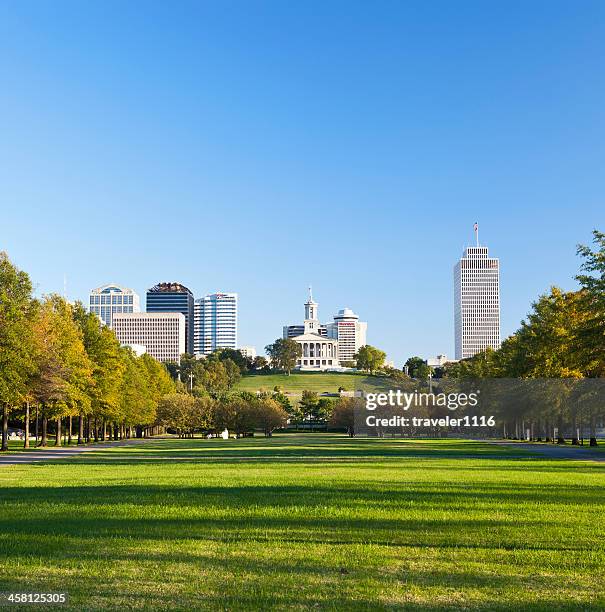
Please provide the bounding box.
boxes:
[32,296,93,446]
[330,397,360,437]
[0,253,36,451]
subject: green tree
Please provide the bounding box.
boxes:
[265,338,302,375]
[209,348,250,373]
[157,393,197,437]
[193,396,216,432]
[199,359,230,395]
[575,230,605,378]
[223,358,241,389]
[355,345,386,374]
[138,353,175,436]
[32,296,93,447]
[214,396,256,436]
[330,397,361,436]
[251,356,269,372]
[0,253,36,451]
[73,303,125,442]
[299,390,321,425]
[119,349,151,438]
[404,356,425,378]
[254,397,287,436]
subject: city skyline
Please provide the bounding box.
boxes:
[2,2,602,365]
[15,221,595,367]
[21,222,591,366]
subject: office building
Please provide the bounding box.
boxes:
[146,283,194,354]
[89,284,140,327]
[112,312,185,363]
[194,293,238,356]
[325,307,367,364]
[239,345,257,360]
[454,231,501,359]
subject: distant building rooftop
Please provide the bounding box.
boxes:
[148,282,192,294]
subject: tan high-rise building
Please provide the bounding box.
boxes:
[113,312,185,363]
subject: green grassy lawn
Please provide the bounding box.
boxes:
[236,371,387,394]
[3,438,126,453]
[1,435,604,610]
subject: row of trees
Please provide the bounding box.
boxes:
[444,230,605,444]
[0,252,176,450]
[156,392,288,437]
[170,347,270,379]
[165,352,244,395]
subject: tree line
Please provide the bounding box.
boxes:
[442,230,605,444]
[0,252,178,450]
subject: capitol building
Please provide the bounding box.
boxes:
[284,290,367,371]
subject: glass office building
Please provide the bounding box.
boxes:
[194,293,238,356]
[146,282,195,355]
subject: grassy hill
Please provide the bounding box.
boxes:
[236,371,388,395]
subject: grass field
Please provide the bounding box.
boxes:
[236,371,387,394]
[1,435,604,610]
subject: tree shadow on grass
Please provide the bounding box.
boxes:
[2,479,605,508]
[1,482,604,555]
[1,528,602,611]
[1,475,603,610]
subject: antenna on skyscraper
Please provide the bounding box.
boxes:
[474,222,479,247]
[308,284,313,301]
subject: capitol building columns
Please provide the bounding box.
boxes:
[302,341,335,359]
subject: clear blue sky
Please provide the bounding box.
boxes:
[1,1,603,365]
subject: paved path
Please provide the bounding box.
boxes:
[0,438,154,466]
[489,440,605,462]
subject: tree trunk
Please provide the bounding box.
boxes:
[78,415,84,445]
[24,402,30,449]
[571,409,579,445]
[1,404,8,452]
[590,412,597,446]
[41,416,48,447]
[557,411,565,444]
[55,418,62,446]
[67,416,72,445]
[86,416,91,443]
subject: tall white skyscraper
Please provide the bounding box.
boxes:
[194,293,238,356]
[326,308,368,364]
[89,284,140,327]
[454,231,501,360]
[112,312,185,363]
